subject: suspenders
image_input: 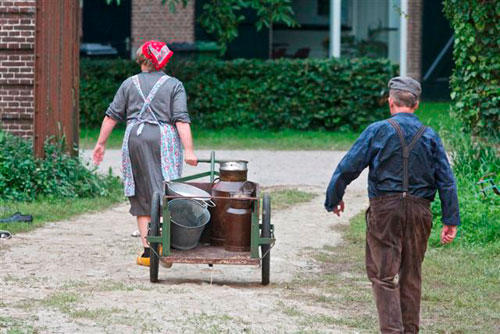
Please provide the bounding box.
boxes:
[387,119,427,194]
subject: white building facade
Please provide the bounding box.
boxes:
[272,0,423,79]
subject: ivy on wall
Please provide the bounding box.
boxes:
[443,0,499,135]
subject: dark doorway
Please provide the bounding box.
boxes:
[421,0,454,101]
[82,0,131,58]
[195,0,270,60]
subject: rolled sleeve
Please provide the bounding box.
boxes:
[105,79,128,123]
[171,82,190,123]
[434,135,460,226]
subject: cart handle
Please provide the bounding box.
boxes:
[197,159,246,164]
[197,150,246,164]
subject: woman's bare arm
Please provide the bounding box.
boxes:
[176,122,198,166]
[93,116,117,165]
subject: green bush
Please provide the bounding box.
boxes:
[444,0,500,136]
[80,57,397,130]
[430,131,500,246]
[0,129,120,202]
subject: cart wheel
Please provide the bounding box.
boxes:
[261,193,271,286]
[149,192,161,283]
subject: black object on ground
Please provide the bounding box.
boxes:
[0,230,12,239]
[0,212,33,223]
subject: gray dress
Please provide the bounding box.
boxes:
[105,71,190,216]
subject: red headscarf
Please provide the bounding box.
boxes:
[142,40,174,70]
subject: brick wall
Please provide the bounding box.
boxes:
[407,0,423,81]
[0,0,36,139]
[131,0,195,54]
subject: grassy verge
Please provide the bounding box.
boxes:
[417,101,459,132]
[80,127,361,151]
[290,213,500,333]
[80,102,452,151]
[267,187,317,210]
[0,179,125,235]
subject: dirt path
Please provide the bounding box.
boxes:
[1,151,369,334]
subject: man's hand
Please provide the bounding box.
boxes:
[93,143,106,166]
[184,150,198,166]
[441,225,457,244]
[332,201,345,217]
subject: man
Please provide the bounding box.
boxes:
[324,77,460,334]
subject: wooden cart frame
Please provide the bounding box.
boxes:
[146,152,275,285]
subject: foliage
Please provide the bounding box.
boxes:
[198,0,296,54]
[443,0,499,136]
[0,129,120,202]
[430,131,500,246]
[106,0,296,54]
[80,57,397,130]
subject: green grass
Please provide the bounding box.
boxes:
[79,126,361,151]
[0,316,37,334]
[417,101,459,133]
[0,179,124,234]
[292,213,500,333]
[267,188,317,210]
[80,102,453,151]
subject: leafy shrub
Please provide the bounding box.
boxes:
[430,131,500,246]
[0,129,120,202]
[80,57,397,130]
[444,0,500,136]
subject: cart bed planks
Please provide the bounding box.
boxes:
[161,245,260,265]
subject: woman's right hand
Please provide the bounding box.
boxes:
[93,143,106,166]
[184,150,198,166]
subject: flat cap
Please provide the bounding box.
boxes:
[388,76,421,98]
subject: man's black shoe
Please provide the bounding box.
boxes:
[0,212,33,223]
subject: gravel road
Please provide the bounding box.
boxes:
[0,150,369,333]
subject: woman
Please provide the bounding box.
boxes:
[92,40,198,266]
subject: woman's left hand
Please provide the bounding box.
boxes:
[185,150,198,166]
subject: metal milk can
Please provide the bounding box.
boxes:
[224,190,254,252]
[210,161,248,246]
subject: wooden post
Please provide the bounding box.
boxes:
[34,0,80,157]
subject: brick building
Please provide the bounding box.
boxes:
[1,0,452,141]
[131,0,195,52]
[0,0,35,138]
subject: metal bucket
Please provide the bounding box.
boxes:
[169,199,210,250]
[166,182,216,207]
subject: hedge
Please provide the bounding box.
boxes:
[80,58,397,130]
[444,0,500,136]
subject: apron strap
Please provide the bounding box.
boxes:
[131,74,170,135]
[131,74,170,120]
[387,118,427,193]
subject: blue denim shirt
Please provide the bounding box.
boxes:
[324,113,460,226]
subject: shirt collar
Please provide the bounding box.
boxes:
[391,112,419,120]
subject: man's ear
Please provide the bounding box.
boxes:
[414,100,420,111]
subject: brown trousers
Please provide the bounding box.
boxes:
[365,193,432,334]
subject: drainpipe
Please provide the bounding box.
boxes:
[399,0,408,76]
[329,0,341,58]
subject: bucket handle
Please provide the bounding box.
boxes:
[210,177,220,188]
[205,199,216,208]
[196,199,216,208]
